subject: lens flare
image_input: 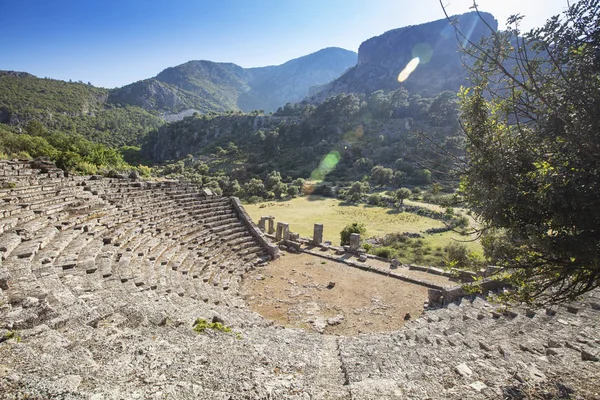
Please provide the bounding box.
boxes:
[310,151,340,182]
[342,125,364,143]
[397,57,420,83]
[412,43,433,64]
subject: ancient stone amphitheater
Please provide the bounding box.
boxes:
[0,159,599,399]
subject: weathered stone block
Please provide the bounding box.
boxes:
[275,222,289,241]
[267,216,275,234]
[428,289,443,304]
[455,363,473,377]
[258,217,267,232]
[312,223,323,245]
[349,233,360,251]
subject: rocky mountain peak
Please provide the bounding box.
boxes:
[311,11,498,100]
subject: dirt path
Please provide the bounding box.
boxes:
[242,252,429,336]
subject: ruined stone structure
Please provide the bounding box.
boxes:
[0,159,599,399]
[275,221,289,241]
[313,223,323,245]
[349,233,361,252]
[258,216,267,232]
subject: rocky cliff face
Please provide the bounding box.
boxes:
[108,79,206,112]
[311,12,498,100]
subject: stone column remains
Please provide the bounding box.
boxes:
[349,233,361,251]
[267,217,275,234]
[313,223,323,245]
[258,217,267,232]
[276,222,289,241]
[282,224,290,241]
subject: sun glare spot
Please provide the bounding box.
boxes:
[310,151,340,182]
[397,57,420,83]
[412,43,433,64]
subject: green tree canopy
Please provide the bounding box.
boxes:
[453,0,600,304]
[395,187,412,205]
[370,165,394,186]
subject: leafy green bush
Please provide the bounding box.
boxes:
[368,193,382,205]
[193,318,231,334]
[246,196,262,204]
[340,222,367,245]
[444,242,470,268]
[136,165,152,177]
[313,184,334,197]
[287,185,299,197]
[372,246,398,259]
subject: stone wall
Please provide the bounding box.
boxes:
[230,197,280,259]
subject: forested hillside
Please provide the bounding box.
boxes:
[0,71,164,147]
[141,88,462,196]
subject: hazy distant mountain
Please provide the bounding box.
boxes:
[110,48,358,114]
[310,12,498,101]
[239,47,359,112]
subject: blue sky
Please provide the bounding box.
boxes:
[0,0,569,88]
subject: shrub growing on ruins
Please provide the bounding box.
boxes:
[193,318,232,334]
[373,246,398,259]
[340,222,366,246]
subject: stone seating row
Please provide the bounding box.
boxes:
[337,293,600,398]
[0,161,269,331]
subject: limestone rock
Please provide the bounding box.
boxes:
[469,381,487,392]
[582,349,599,362]
[455,363,473,377]
[327,315,344,326]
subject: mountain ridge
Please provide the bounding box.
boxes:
[111,47,358,114]
[309,11,498,101]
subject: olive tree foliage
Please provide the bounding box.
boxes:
[444,0,600,304]
[370,165,394,186]
[394,187,412,205]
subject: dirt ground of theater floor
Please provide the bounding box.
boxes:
[241,252,429,336]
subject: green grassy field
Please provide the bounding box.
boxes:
[244,196,482,256]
